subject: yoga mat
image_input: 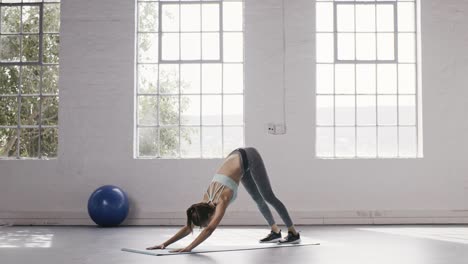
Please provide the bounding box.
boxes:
[122,242,320,256]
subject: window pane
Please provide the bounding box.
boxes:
[355,4,375,32]
[41,127,58,158]
[223,63,243,94]
[356,64,376,94]
[43,34,59,64]
[138,33,158,63]
[316,33,334,63]
[1,6,21,33]
[161,33,180,60]
[202,32,220,60]
[377,64,396,94]
[356,33,376,60]
[160,127,179,158]
[336,4,354,32]
[161,4,179,32]
[376,4,394,32]
[138,2,159,32]
[316,95,334,126]
[181,33,201,60]
[223,126,243,157]
[43,4,60,33]
[335,95,355,126]
[138,96,158,126]
[0,36,21,62]
[0,66,20,94]
[0,128,18,158]
[377,95,397,125]
[20,96,40,126]
[19,128,39,158]
[181,4,200,32]
[223,2,242,31]
[316,2,333,32]
[159,95,179,125]
[180,95,200,125]
[22,34,40,62]
[22,6,40,33]
[202,95,221,125]
[397,2,415,32]
[316,127,334,158]
[42,65,59,94]
[41,96,58,126]
[180,64,200,94]
[337,33,355,60]
[138,127,158,157]
[223,32,243,62]
[336,127,355,157]
[202,64,221,93]
[376,33,394,60]
[335,64,355,94]
[399,95,416,126]
[378,126,397,157]
[202,126,222,158]
[202,3,219,31]
[316,64,333,94]
[21,65,41,94]
[398,33,416,63]
[356,95,376,125]
[398,64,416,94]
[180,126,200,158]
[138,64,158,94]
[357,127,376,157]
[0,97,18,126]
[159,64,179,94]
[223,94,243,125]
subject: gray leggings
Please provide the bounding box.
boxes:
[230,147,294,228]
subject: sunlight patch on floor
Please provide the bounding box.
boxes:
[0,229,54,248]
[359,227,468,244]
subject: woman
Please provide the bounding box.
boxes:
[147,147,300,253]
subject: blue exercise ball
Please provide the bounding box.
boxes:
[87,185,129,227]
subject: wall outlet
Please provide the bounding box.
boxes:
[267,123,287,135]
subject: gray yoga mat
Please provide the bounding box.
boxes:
[122,242,320,256]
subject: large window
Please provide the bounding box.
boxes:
[0,0,60,159]
[136,0,244,159]
[316,0,421,158]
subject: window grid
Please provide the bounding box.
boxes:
[0,1,60,159]
[158,1,223,64]
[334,1,398,64]
[316,0,420,159]
[136,0,244,159]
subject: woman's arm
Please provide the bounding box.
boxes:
[147,225,191,250]
[177,200,228,252]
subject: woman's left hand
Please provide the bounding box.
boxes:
[170,248,191,253]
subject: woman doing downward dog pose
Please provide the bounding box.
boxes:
[147,147,300,253]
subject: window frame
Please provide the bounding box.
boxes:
[315,0,422,159]
[135,0,245,159]
[0,1,60,160]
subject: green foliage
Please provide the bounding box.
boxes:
[1,3,193,158]
[137,65,193,158]
[137,4,194,158]
[0,3,60,158]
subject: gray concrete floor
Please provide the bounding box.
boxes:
[1,225,467,264]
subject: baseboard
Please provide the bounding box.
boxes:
[1,210,468,226]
